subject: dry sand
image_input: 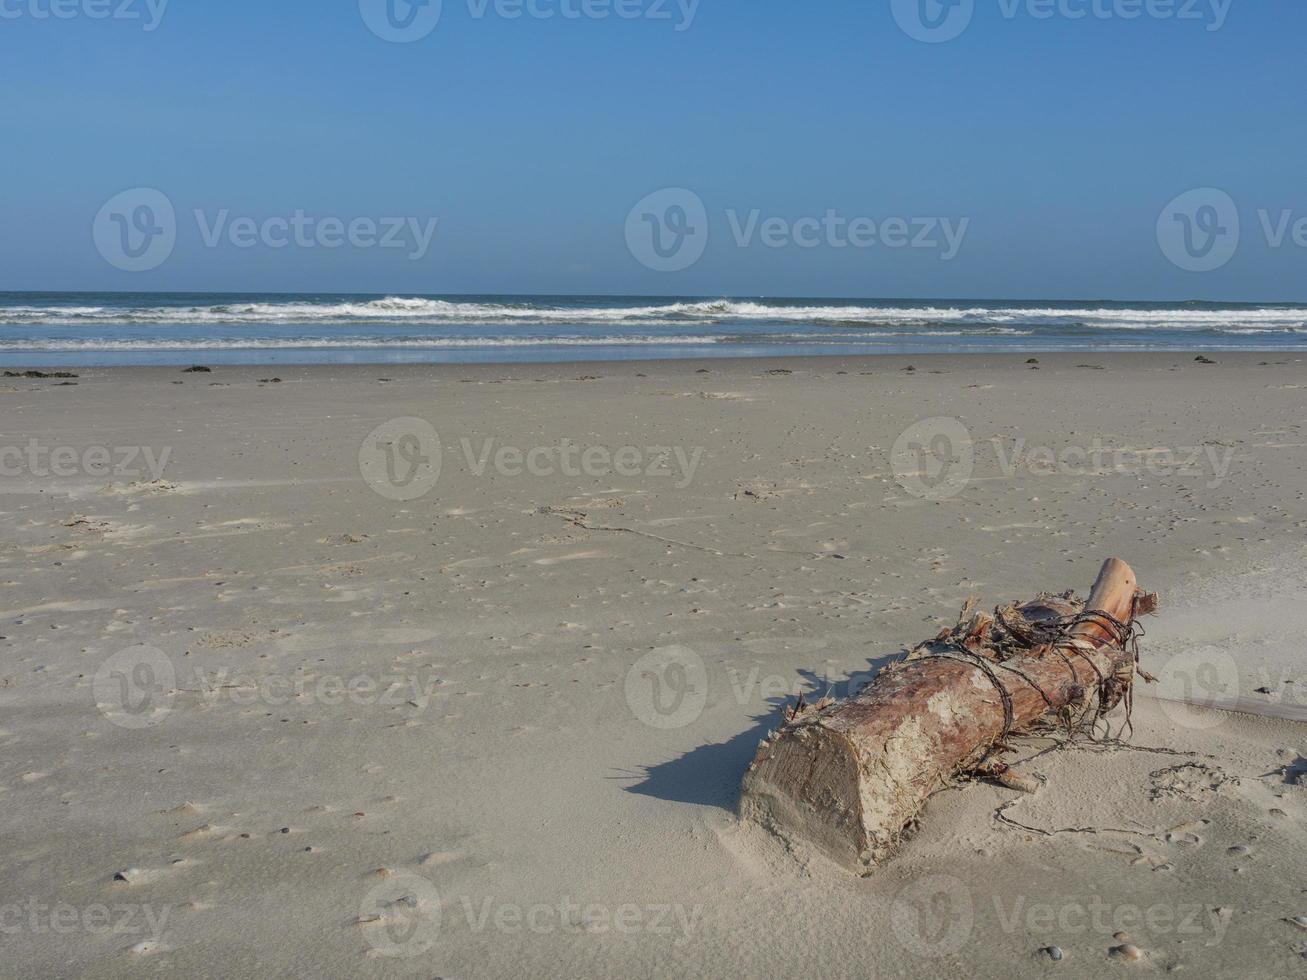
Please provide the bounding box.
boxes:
[1,353,1305,978]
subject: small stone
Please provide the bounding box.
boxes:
[1227,845,1251,857]
[1042,945,1064,962]
[1288,916,1307,931]
[1113,932,1131,942]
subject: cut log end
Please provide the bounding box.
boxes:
[741,725,874,870]
[739,558,1148,874]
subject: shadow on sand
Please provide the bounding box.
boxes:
[621,653,903,812]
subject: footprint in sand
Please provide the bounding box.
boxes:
[533,550,606,565]
[419,850,466,867]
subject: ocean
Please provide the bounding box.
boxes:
[2,292,1306,366]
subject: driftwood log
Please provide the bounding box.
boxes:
[740,558,1156,874]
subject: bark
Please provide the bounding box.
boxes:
[739,558,1151,874]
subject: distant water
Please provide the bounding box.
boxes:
[3,292,1306,366]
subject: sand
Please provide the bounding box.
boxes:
[1,353,1304,978]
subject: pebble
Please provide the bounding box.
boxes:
[1110,943,1144,962]
[1227,845,1251,857]
[1041,945,1064,962]
[1288,916,1307,931]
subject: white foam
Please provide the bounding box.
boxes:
[2,297,1304,331]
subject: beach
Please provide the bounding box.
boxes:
[2,353,1305,978]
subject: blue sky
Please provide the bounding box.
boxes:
[2,0,1304,300]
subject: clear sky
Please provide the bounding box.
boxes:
[2,0,1304,300]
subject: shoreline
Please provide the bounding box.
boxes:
[3,348,1304,374]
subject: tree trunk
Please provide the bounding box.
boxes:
[739,558,1149,874]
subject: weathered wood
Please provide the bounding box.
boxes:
[739,558,1149,874]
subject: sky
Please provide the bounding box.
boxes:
[2,0,1305,301]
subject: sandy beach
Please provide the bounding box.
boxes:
[2,353,1305,978]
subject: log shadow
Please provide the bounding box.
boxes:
[620,652,903,812]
